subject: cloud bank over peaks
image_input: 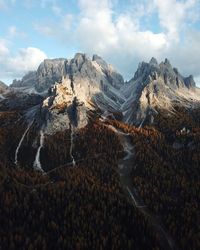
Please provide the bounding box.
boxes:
[0,0,200,85]
[73,0,200,82]
[0,42,47,82]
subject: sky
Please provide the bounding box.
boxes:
[0,0,200,85]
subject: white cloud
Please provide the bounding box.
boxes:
[72,0,200,81]
[154,0,197,40]
[7,47,47,76]
[0,39,10,56]
[0,43,47,82]
[1,0,200,85]
[166,30,200,77]
[194,76,200,86]
[32,0,199,81]
[75,0,168,78]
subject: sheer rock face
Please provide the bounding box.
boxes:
[0,81,8,100]
[36,58,66,91]
[0,80,7,89]
[12,71,37,88]
[11,54,124,93]
[0,81,7,94]
[39,52,125,133]
[63,53,125,112]
[4,55,200,130]
[10,53,126,132]
[184,75,196,88]
[11,59,66,91]
[121,58,199,125]
[132,58,196,90]
[41,76,88,134]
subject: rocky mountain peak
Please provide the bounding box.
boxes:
[133,57,196,90]
[149,57,158,67]
[40,75,88,134]
[164,58,172,68]
[0,81,8,99]
[92,54,109,70]
[184,75,195,88]
[0,81,7,89]
[11,53,124,94]
[16,53,125,133]
[122,57,199,125]
[92,54,102,61]
[6,54,199,130]
[72,53,87,68]
[36,58,66,91]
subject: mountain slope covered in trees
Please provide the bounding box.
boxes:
[0,54,200,249]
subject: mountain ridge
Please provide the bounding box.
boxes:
[2,53,200,130]
[121,57,200,125]
[0,54,200,250]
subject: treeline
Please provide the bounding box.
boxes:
[0,119,162,250]
[108,109,200,250]
[1,106,200,249]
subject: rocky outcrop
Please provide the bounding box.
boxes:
[11,54,124,93]
[11,53,126,132]
[41,76,88,134]
[0,81,8,98]
[11,58,66,92]
[121,58,200,125]
[6,54,200,129]
[0,81,7,91]
[184,75,196,88]
[36,58,66,91]
[38,52,126,133]
[132,58,196,90]
[0,81,8,100]
[63,53,125,112]
[12,71,37,88]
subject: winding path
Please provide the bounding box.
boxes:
[104,122,176,250]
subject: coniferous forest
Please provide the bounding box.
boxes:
[0,106,200,250]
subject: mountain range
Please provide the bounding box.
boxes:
[1,53,200,132]
[1,53,200,250]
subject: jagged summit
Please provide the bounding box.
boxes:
[163,58,172,67]
[133,57,196,90]
[92,54,109,70]
[0,80,7,87]
[12,58,66,91]
[0,81,9,99]
[149,57,158,66]
[0,81,7,91]
[122,57,200,125]
[11,53,124,92]
[3,54,200,129]
[10,53,125,133]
